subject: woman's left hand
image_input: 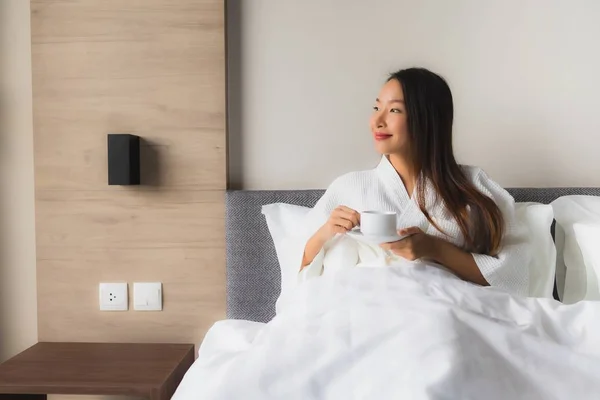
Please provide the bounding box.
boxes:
[380,227,438,261]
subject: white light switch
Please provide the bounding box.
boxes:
[99,283,128,311]
[133,282,162,311]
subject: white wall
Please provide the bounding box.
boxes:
[228,0,600,190]
[0,0,38,362]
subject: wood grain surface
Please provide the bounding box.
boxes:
[30,2,226,390]
[0,342,194,400]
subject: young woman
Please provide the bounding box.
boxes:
[300,68,531,296]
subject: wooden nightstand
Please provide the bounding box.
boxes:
[0,342,195,400]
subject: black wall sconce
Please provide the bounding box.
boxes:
[107,134,140,185]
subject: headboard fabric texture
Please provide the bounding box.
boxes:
[226,188,600,323]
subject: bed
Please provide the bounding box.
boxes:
[225,188,600,322]
[172,187,600,400]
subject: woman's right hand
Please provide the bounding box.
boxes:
[301,206,360,270]
[317,206,360,242]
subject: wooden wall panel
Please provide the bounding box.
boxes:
[31,0,226,357]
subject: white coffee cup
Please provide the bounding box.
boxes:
[360,211,397,236]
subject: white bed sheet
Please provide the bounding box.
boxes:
[173,261,600,400]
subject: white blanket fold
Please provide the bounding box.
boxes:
[173,262,600,400]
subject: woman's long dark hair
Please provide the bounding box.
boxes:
[389,68,504,255]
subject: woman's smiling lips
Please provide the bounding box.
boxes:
[374,132,393,141]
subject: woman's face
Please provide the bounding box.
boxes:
[370,79,409,155]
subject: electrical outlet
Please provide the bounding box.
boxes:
[99,283,128,311]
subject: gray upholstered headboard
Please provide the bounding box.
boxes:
[226,188,600,323]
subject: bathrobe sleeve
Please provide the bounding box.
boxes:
[297,176,347,281]
[469,168,532,296]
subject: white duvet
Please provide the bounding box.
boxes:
[173,262,600,400]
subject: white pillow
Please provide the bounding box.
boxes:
[263,202,556,298]
[261,203,310,300]
[515,203,556,298]
[551,196,600,303]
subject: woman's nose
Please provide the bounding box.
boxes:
[374,113,385,128]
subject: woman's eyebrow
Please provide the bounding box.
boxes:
[375,98,404,103]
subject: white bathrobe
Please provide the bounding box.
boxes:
[299,156,531,296]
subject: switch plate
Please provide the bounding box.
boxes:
[99,283,128,311]
[133,282,162,311]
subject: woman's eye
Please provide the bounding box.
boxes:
[373,106,379,111]
[390,108,402,113]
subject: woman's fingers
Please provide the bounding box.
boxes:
[380,236,408,251]
[344,213,360,227]
[398,226,423,237]
[337,205,357,214]
[334,206,360,227]
[332,212,354,227]
[380,240,410,258]
[379,242,393,250]
[333,217,354,231]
